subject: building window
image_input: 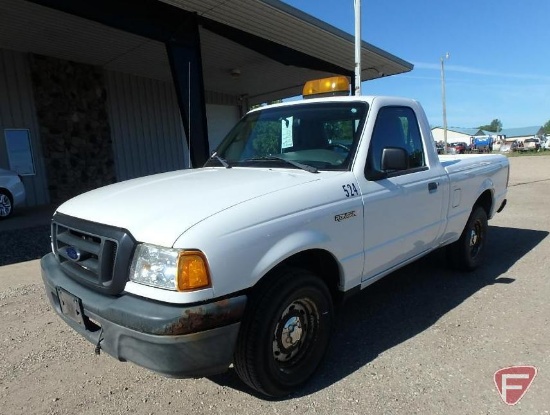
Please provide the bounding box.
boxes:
[4,129,36,175]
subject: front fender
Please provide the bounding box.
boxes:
[250,229,332,283]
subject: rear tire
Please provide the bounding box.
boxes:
[0,190,13,219]
[448,206,488,271]
[234,268,333,398]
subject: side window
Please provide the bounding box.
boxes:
[365,106,426,179]
[401,110,425,169]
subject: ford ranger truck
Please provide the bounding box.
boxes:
[41,95,509,398]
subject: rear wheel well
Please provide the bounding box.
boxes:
[474,190,493,217]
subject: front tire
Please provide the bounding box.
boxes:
[234,268,333,398]
[448,206,488,271]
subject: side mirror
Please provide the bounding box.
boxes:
[381,147,408,171]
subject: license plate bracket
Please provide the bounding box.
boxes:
[57,287,85,326]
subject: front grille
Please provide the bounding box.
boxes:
[51,213,137,295]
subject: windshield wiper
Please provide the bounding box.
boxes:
[209,152,231,168]
[244,156,318,173]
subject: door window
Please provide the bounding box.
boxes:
[365,106,426,180]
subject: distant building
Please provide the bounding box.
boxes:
[431,127,481,144]
[495,126,545,144]
[432,126,544,146]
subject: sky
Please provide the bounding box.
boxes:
[281,0,550,130]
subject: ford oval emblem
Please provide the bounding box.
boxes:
[65,246,81,261]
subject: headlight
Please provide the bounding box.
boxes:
[129,244,211,291]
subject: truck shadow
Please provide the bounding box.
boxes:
[0,225,51,266]
[208,225,548,399]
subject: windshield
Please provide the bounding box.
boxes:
[205,102,368,171]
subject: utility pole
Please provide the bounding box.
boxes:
[440,52,450,154]
[354,0,361,96]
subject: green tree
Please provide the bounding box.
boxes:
[543,120,550,135]
[479,119,502,132]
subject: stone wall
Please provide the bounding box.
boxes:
[30,54,115,204]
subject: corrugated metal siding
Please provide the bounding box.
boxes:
[0,48,49,206]
[206,104,240,150]
[105,71,189,181]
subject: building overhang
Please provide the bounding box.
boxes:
[0,0,412,105]
[162,0,414,103]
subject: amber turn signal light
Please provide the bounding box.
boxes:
[177,251,211,291]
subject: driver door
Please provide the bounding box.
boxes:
[357,106,446,281]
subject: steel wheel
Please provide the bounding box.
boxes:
[272,297,319,368]
[234,268,333,398]
[448,206,488,271]
[468,217,485,259]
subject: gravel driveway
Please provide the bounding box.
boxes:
[1,156,549,414]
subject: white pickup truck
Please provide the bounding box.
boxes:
[41,95,509,397]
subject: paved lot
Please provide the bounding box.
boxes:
[1,156,549,414]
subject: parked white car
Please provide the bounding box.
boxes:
[0,168,26,219]
[522,138,541,151]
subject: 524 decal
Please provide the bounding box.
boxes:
[342,183,359,197]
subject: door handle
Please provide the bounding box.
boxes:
[428,182,438,193]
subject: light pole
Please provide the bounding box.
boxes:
[440,52,450,154]
[354,0,361,96]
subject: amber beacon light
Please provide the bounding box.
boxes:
[302,76,350,98]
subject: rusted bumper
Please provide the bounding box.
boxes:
[41,253,246,377]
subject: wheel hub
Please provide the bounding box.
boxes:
[282,316,303,347]
[469,229,478,246]
[469,220,483,257]
[272,301,315,364]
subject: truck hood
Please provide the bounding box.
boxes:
[56,167,321,246]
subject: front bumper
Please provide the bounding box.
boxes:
[41,253,247,377]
